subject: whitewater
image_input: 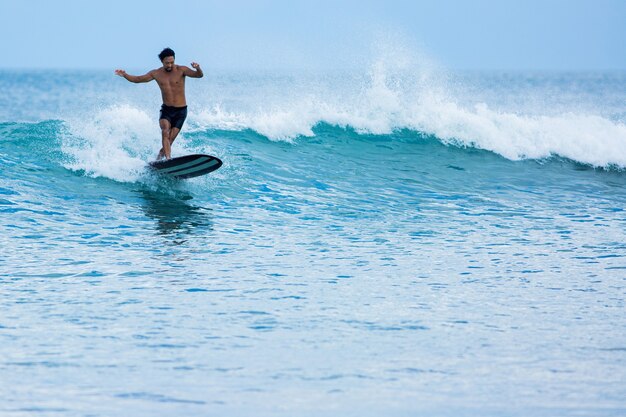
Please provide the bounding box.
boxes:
[1,56,626,416]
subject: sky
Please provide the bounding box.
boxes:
[1,0,625,71]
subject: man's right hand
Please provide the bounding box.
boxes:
[115,69,127,77]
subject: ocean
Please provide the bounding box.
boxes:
[1,63,625,416]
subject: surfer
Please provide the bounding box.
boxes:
[115,48,203,160]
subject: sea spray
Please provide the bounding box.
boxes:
[61,105,167,181]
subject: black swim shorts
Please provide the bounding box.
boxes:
[159,104,188,130]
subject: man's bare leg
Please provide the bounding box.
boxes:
[157,120,181,160]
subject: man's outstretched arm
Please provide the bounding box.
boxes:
[183,62,203,78]
[115,69,154,83]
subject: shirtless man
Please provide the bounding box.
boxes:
[115,47,203,160]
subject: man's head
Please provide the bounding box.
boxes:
[158,48,175,72]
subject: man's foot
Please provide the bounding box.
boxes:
[156,149,169,160]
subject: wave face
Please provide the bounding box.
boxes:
[1,65,625,173]
[191,69,626,169]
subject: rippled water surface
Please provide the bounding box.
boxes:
[1,70,626,416]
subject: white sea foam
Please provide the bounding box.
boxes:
[61,105,159,181]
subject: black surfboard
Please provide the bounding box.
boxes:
[149,154,223,179]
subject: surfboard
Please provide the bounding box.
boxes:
[149,154,223,179]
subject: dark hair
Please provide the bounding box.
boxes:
[158,48,175,61]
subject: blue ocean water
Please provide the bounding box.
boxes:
[1,63,626,417]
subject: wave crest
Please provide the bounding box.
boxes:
[190,65,626,168]
[61,105,156,181]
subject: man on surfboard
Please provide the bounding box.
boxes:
[115,48,203,160]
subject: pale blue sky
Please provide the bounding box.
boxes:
[2,0,625,70]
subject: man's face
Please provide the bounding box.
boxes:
[162,56,175,72]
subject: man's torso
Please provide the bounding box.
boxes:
[153,66,187,107]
